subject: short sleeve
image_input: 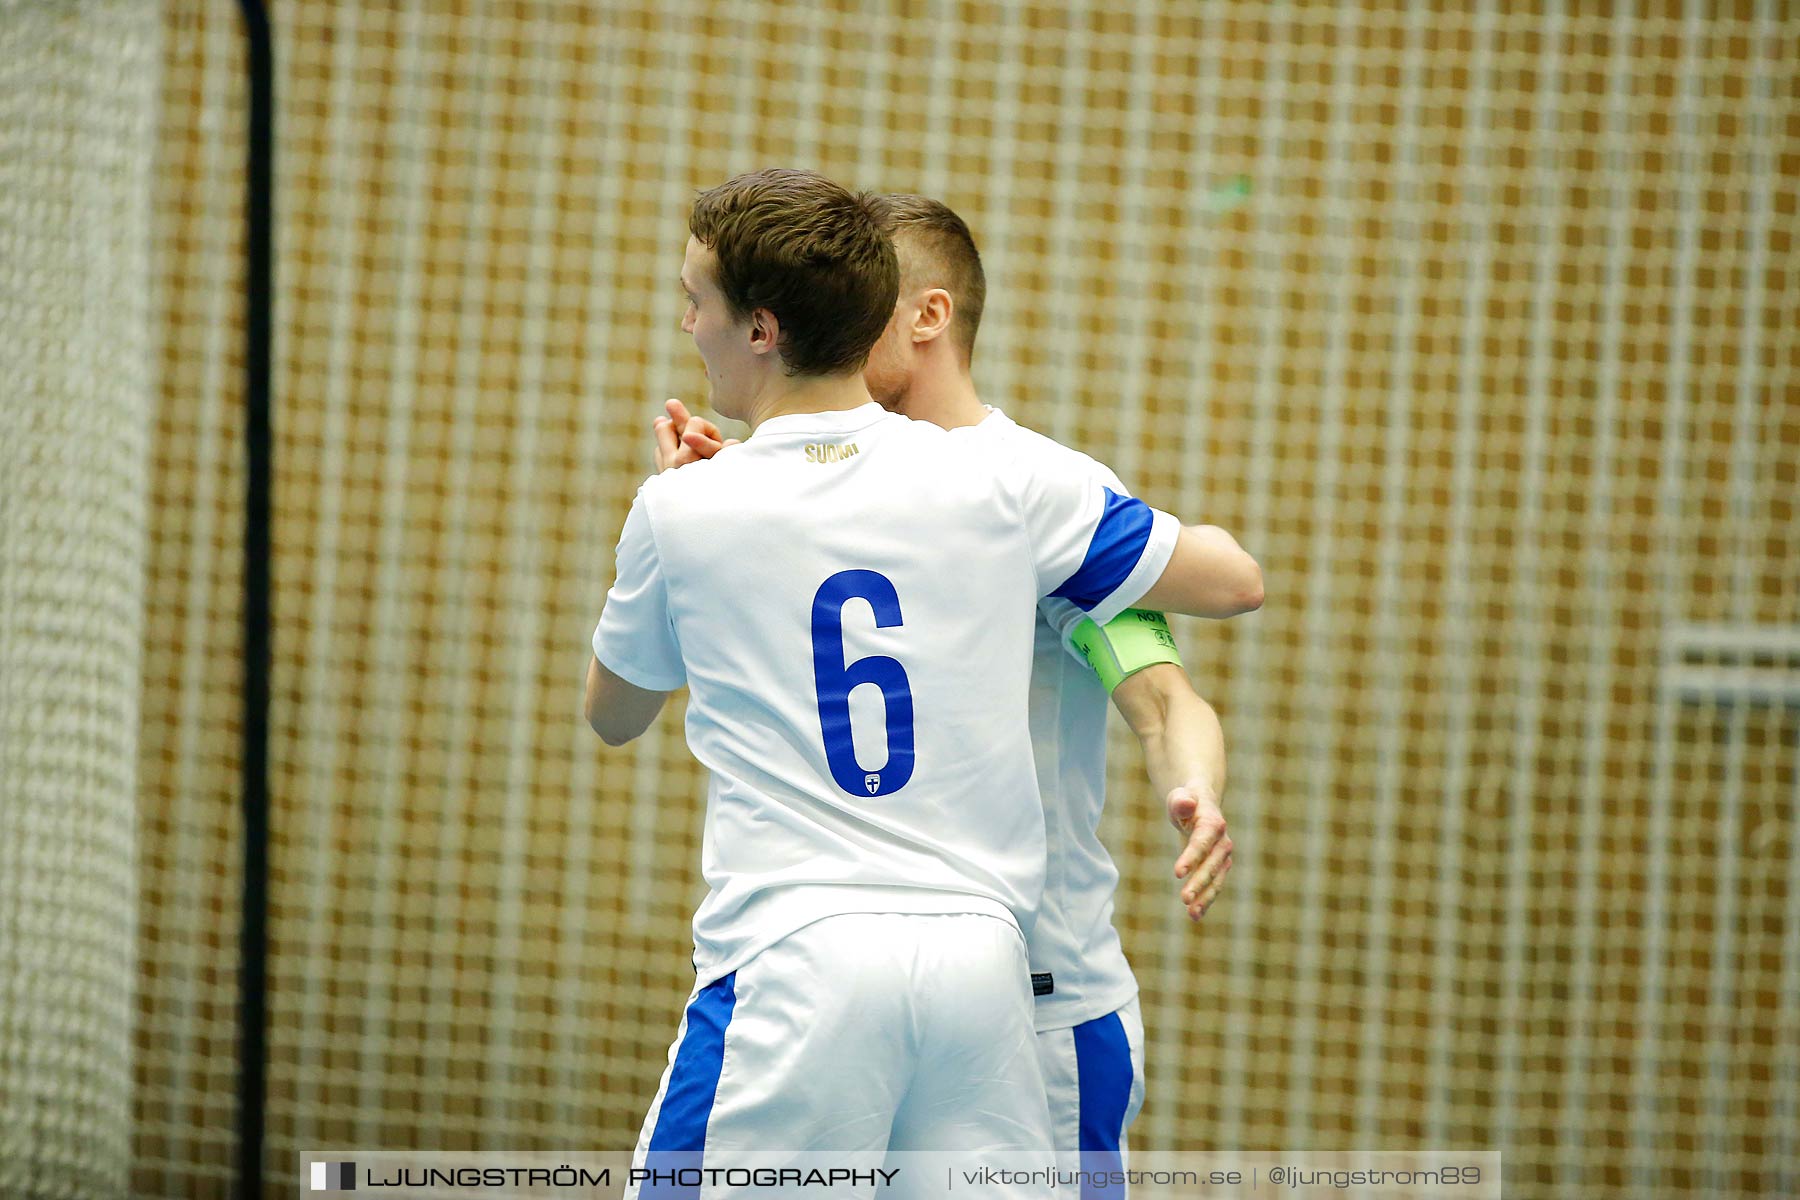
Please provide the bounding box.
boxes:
[591,489,686,691]
[1014,465,1181,630]
[1035,456,1133,661]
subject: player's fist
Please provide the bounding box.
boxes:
[654,397,735,472]
[1169,784,1231,922]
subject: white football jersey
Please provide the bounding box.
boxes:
[592,402,1178,986]
[966,408,1149,1032]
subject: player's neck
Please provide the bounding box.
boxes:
[900,363,987,431]
[741,371,875,432]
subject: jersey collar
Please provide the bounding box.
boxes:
[961,404,1014,437]
[753,402,889,438]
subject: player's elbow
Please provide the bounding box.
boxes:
[1146,525,1265,619]
[1197,526,1262,616]
[585,658,644,746]
[586,692,653,746]
[587,707,640,747]
[1225,553,1264,615]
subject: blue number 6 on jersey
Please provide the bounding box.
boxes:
[810,570,916,797]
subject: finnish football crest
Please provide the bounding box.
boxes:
[865,773,881,794]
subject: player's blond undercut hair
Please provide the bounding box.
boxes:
[870,193,987,366]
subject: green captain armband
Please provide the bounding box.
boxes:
[1069,608,1183,694]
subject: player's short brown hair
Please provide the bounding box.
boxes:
[689,169,899,377]
[869,194,987,364]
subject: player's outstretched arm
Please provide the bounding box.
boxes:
[1110,662,1233,922]
[1134,524,1263,619]
[585,654,670,746]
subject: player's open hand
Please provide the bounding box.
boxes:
[1169,784,1231,922]
[653,397,736,471]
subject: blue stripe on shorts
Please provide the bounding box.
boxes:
[1073,1009,1133,1200]
[643,972,737,1200]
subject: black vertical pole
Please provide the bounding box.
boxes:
[236,2,273,1197]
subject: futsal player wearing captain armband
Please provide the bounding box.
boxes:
[656,194,1262,1182]
[585,170,1258,1190]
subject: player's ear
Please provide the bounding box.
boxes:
[748,307,780,356]
[913,288,954,345]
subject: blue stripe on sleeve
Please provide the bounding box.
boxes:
[1050,489,1155,612]
[643,973,737,1199]
[1073,1010,1134,1200]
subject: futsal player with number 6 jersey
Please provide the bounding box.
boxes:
[586,170,1247,1185]
[655,193,1262,1187]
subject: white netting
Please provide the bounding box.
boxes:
[0,2,158,1197]
[135,3,1797,1198]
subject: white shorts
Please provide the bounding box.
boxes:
[630,911,1052,1198]
[1036,997,1146,1174]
